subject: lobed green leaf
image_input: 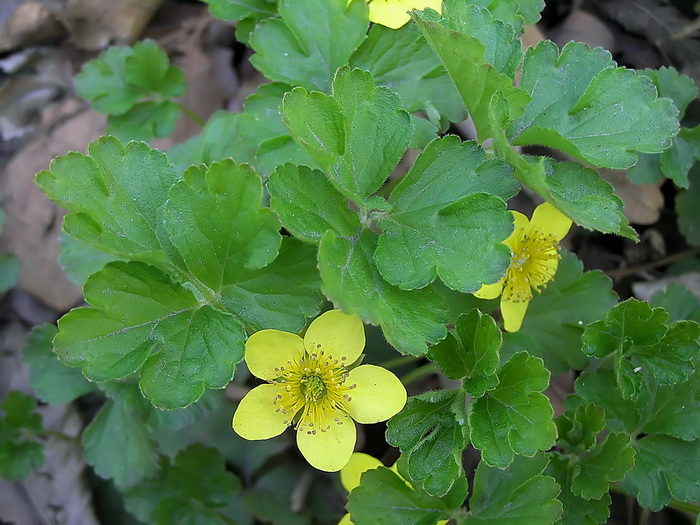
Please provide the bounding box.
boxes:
[0,392,45,479]
[201,0,276,21]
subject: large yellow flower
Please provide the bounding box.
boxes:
[366,0,442,29]
[232,310,407,472]
[475,202,572,333]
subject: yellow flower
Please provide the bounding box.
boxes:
[475,202,572,333]
[338,453,449,524]
[232,310,407,472]
[366,0,442,29]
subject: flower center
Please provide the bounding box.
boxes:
[503,227,561,303]
[271,349,356,435]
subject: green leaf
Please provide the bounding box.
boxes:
[282,67,412,204]
[268,163,361,243]
[428,309,501,397]
[582,298,700,399]
[501,250,617,375]
[413,5,530,141]
[319,228,448,355]
[347,467,450,525]
[546,458,612,525]
[107,101,181,142]
[465,453,562,524]
[22,324,95,404]
[640,66,698,119]
[83,383,159,487]
[676,165,700,246]
[222,237,323,332]
[59,232,121,287]
[651,283,700,323]
[375,136,517,292]
[660,124,700,188]
[510,41,678,169]
[621,435,700,511]
[468,352,556,468]
[350,22,467,125]
[249,0,368,92]
[386,390,468,496]
[0,254,19,293]
[124,444,242,524]
[54,261,245,409]
[460,0,545,28]
[0,392,44,479]
[36,137,179,265]
[201,0,276,21]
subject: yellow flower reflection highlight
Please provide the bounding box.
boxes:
[366,0,442,29]
[475,202,572,333]
[232,310,407,472]
[338,453,449,525]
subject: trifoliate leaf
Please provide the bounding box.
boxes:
[124,444,242,525]
[122,40,186,99]
[22,324,95,404]
[465,453,562,524]
[201,0,276,21]
[386,390,468,496]
[36,137,179,265]
[428,309,501,396]
[268,163,361,243]
[54,261,245,409]
[375,136,517,292]
[501,250,617,375]
[582,298,700,399]
[222,238,323,332]
[319,229,448,355]
[651,283,700,323]
[350,22,466,126]
[282,67,412,205]
[0,391,44,480]
[413,5,530,141]
[107,101,181,142]
[347,467,451,525]
[676,165,700,246]
[249,0,368,92]
[468,352,556,468]
[510,41,678,169]
[82,383,158,488]
[75,46,140,114]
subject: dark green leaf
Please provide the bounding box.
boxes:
[660,124,700,189]
[547,457,612,525]
[0,392,44,479]
[640,66,698,119]
[651,283,700,323]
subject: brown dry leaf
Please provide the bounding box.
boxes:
[64,0,164,50]
[632,272,700,302]
[552,9,616,52]
[0,1,65,52]
[599,168,664,225]
[0,98,105,310]
[521,23,546,51]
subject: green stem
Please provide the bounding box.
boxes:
[176,102,206,127]
[401,363,439,386]
[378,355,419,370]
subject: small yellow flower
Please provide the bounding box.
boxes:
[339,453,449,524]
[366,0,442,29]
[232,310,407,472]
[475,202,572,333]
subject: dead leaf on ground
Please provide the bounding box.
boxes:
[552,9,616,52]
[0,98,105,311]
[600,168,664,225]
[0,1,65,52]
[633,271,700,301]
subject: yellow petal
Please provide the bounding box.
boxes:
[501,297,530,333]
[367,0,440,29]
[338,514,354,525]
[504,210,529,252]
[346,365,407,424]
[245,329,305,380]
[304,309,365,365]
[232,384,289,440]
[340,452,383,492]
[530,202,573,241]
[297,414,356,471]
[474,279,504,299]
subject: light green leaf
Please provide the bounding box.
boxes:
[222,238,323,332]
[107,101,181,142]
[318,229,448,355]
[375,136,517,292]
[465,453,562,524]
[75,46,141,114]
[268,163,361,243]
[54,261,245,409]
[460,0,545,28]
[59,232,121,287]
[36,137,179,265]
[282,67,412,204]
[22,324,95,404]
[350,22,466,125]
[582,298,699,399]
[347,467,450,525]
[641,66,698,119]
[413,5,530,141]
[249,0,368,92]
[0,392,44,480]
[501,250,617,375]
[428,309,501,397]
[82,383,158,488]
[201,0,276,21]
[660,124,700,188]
[510,41,678,169]
[386,390,468,496]
[468,352,556,468]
